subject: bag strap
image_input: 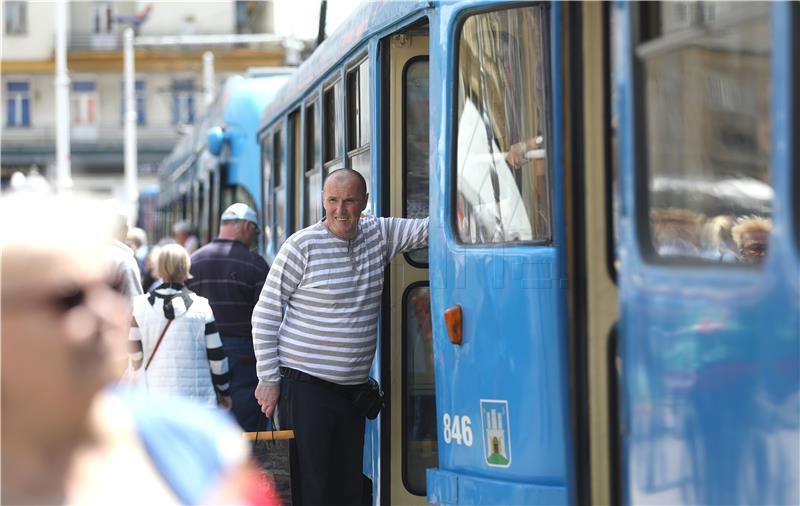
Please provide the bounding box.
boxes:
[144,319,173,370]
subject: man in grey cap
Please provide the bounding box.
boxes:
[187,203,268,431]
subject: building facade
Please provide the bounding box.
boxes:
[1,0,284,199]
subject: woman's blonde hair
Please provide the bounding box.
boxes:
[731,215,772,249]
[157,243,192,283]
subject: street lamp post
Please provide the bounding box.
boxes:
[123,27,139,226]
[54,0,72,192]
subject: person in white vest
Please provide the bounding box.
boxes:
[129,243,232,408]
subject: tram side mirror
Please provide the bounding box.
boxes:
[207,126,226,156]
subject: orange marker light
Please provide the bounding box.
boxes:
[444,304,463,345]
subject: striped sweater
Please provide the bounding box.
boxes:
[252,215,429,385]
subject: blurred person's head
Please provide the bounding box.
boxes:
[650,207,706,255]
[157,243,192,284]
[145,244,162,275]
[127,227,148,250]
[219,203,260,248]
[173,220,193,244]
[1,193,129,503]
[732,215,771,262]
[105,200,130,242]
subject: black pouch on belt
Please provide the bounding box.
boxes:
[351,377,385,419]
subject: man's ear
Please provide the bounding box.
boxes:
[361,193,370,212]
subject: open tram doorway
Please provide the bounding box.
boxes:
[380,18,435,506]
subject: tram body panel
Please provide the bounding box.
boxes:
[615,2,799,504]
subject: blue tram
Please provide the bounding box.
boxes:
[160,1,799,504]
[154,69,290,246]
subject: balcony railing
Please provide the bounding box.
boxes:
[69,33,123,51]
[2,122,183,145]
[69,31,286,52]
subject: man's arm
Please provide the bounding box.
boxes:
[381,216,430,261]
[251,241,303,416]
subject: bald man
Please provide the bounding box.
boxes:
[252,168,429,505]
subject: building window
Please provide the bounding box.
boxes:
[235,0,265,34]
[120,80,146,125]
[5,81,31,127]
[71,81,98,126]
[92,1,114,34]
[5,1,27,35]
[171,79,195,125]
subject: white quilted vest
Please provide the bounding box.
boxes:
[132,286,217,406]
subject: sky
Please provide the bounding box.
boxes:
[273,0,362,40]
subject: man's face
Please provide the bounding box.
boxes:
[1,248,129,437]
[322,172,368,240]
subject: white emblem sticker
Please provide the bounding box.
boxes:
[480,399,511,468]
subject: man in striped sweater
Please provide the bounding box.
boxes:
[252,168,428,505]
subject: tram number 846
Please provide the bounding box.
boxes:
[442,413,474,446]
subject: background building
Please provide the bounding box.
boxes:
[1,0,287,198]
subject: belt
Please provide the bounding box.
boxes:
[279,367,361,395]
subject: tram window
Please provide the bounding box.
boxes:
[347,59,371,187]
[637,2,773,264]
[261,136,273,249]
[304,169,322,225]
[273,128,286,246]
[402,284,437,496]
[305,99,320,173]
[323,80,343,165]
[454,6,552,245]
[347,58,372,201]
[304,100,322,226]
[289,109,301,234]
[403,58,429,265]
[347,59,370,151]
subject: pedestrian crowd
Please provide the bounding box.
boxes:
[1,168,429,505]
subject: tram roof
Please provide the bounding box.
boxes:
[258,0,430,134]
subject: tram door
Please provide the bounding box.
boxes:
[426,2,573,504]
[384,24,435,505]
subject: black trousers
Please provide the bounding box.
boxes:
[279,374,365,506]
[221,335,267,431]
